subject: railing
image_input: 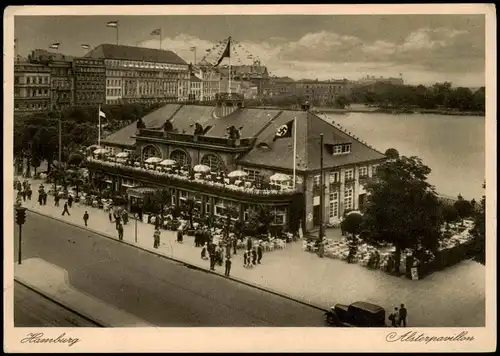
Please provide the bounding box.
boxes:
[86,157,298,199]
[137,129,256,148]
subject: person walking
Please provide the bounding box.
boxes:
[388,307,399,327]
[67,195,73,208]
[243,250,248,267]
[21,189,26,202]
[153,228,160,249]
[118,224,124,241]
[224,257,232,277]
[209,250,216,271]
[26,186,32,200]
[251,248,257,266]
[83,211,89,226]
[257,244,263,264]
[177,225,184,243]
[61,202,70,216]
[54,194,60,207]
[42,191,47,205]
[232,236,238,255]
[122,211,129,225]
[399,304,407,327]
[108,210,113,223]
[201,243,208,260]
[115,214,122,230]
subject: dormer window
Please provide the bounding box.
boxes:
[333,143,351,155]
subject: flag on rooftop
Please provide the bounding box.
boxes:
[81,44,90,50]
[151,28,161,36]
[273,120,294,141]
[49,43,60,49]
[106,21,118,28]
[215,39,230,67]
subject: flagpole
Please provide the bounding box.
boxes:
[98,104,101,146]
[116,26,119,45]
[293,117,297,189]
[160,29,162,50]
[228,37,232,95]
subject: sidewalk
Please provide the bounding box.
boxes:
[15,257,153,327]
[16,178,486,327]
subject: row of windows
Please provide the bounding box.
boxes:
[14,102,50,111]
[333,144,352,155]
[107,88,122,97]
[76,84,105,90]
[106,59,188,72]
[14,75,50,85]
[74,59,103,66]
[51,68,72,76]
[328,186,354,218]
[15,88,50,97]
[75,75,105,82]
[142,146,226,173]
[76,92,104,100]
[107,79,122,87]
[75,67,106,73]
[314,166,371,188]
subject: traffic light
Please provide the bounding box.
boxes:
[15,207,27,226]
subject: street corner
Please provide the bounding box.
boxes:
[15,257,71,288]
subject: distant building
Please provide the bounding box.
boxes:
[14,62,51,115]
[85,44,190,105]
[219,62,269,96]
[72,57,106,107]
[357,75,404,86]
[295,79,351,105]
[263,76,297,97]
[190,64,222,101]
[188,74,202,101]
[48,59,75,111]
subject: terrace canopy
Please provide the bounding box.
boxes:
[193,164,211,173]
[160,159,177,166]
[145,157,162,164]
[270,173,291,182]
[228,170,248,178]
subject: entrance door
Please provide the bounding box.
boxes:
[313,205,321,226]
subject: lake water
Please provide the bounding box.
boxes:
[326,112,485,200]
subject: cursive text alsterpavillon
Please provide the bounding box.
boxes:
[20,332,80,347]
[386,331,475,344]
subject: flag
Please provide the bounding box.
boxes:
[106,21,118,28]
[151,28,161,36]
[49,43,60,49]
[273,120,294,141]
[99,110,106,118]
[214,39,230,67]
[81,44,90,50]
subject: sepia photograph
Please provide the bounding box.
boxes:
[3,4,496,353]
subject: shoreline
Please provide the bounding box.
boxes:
[314,107,485,117]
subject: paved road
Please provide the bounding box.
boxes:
[14,281,101,327]
[13,212,326,327]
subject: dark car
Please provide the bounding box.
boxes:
[325,301,386,327]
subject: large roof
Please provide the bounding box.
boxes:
[102,103,385,171]
[85,44,187,65]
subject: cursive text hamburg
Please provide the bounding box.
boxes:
[386,331,474,344]
[20,333,80,347]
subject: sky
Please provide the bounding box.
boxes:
[14,14,485,87]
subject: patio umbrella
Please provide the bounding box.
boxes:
[115,152,129,158]
[193,164,211,173]
[270,173,291,182]
[227,170,248,178]
[160,159,177,166]
[87,144,100,150]
[94,148,108,155]
[145,157,162,164]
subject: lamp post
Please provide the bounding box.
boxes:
[134,213,138,243]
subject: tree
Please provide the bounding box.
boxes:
[441,203,459,230]
[361,155,443,275]
[143,189,172,226]
[453,195,473,225]
[384,148,400,160]
[341,212,363,238]
[68,152,84,167]
[470,181,485,265]
[334,95,350,109]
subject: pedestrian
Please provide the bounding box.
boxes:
[153,228,160,249]
[62,202,70,216]
[225,257,232,277]
[54,194,60,207]
[177,225,184,243]
[108,211,113,223]
[251,248,257,266]
[43,192,47,205]
[194,229,200,247]
[389,307,399,327]
[16,181,22,191]
[83,211,89,226]
[257,243,263,264]
[201,243,208,260]
[118,224,124,241]
[243,250,248,267]
[115,215,122,230]
[399,304,407,327]
[232,236,238,255]
[21,189,26,202]
[38,193,42,206]
[122,211,129,225]
[27,186,32,200]
[209,251,216,271]
[68,195,73,208]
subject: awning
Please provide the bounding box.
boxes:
[270,173,291,182]
[145,157,162,164]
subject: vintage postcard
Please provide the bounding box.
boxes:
[3,4,496,353]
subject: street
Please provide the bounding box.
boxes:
[14,281,101,327]
[13,212,326,327]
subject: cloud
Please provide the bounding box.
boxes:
[136,26,484,85]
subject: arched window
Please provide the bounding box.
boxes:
[170,150,191,167]
[142,145,161,161]
[201,154,225,172]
